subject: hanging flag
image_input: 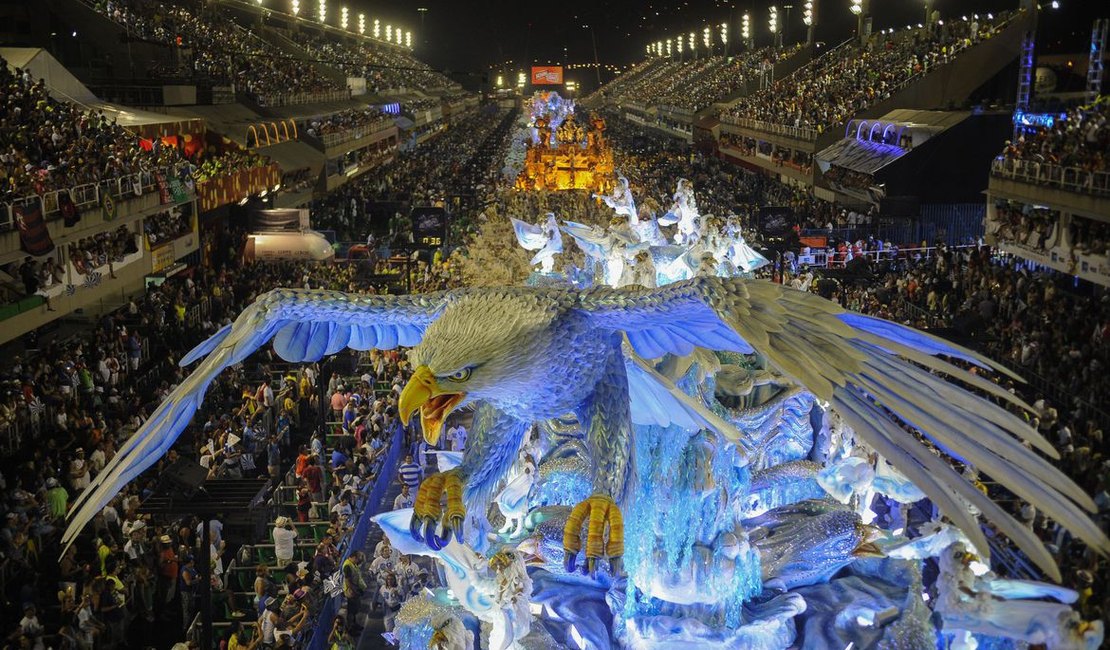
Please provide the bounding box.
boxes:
[101,191,117,221]
[155,172,170,204]
[83,270,102,289]
[59,191,81,227]
[14,204,55,256]
[133,176,143,196]
[168,177,189,203]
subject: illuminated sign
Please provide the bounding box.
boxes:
[531,66,564,85]
[1012,111,1065,129]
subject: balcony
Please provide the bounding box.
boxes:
[0,169,195,264]
[989,158,1110,223]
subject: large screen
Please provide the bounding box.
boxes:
[531,66,564,85]
[411,206,447,248]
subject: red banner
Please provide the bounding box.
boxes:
[799,235,828,249]
[197,164,282,213]
[531,66,564,85]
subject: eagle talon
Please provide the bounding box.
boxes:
[562,494,624,578]
[426,520,449,551]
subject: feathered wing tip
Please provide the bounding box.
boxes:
[63,288,449,555]
[698,279,1110,581]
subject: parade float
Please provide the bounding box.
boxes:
[515,92,615,194]
[65,173,1106,650]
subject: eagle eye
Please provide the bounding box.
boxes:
[443,367,472,383]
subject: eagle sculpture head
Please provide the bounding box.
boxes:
[399,292,573,444]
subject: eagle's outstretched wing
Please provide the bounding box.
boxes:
[576,277,1109,581]
[63,288,452,550]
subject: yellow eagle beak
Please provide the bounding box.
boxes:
[399,365,466,446]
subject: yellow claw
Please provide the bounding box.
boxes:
[409,472,466,547]
[563,494,623,575]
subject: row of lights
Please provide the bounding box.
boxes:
[647,20,735,57]
[262,0,413,48]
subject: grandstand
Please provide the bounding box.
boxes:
[0,2,1108,650]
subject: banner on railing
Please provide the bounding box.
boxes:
[15,204,55,256]
[101,192,117,222]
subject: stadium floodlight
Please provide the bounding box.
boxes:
[769,6,779,33]
[646,44,651,55]
[742,13,750,40]
[340,6,348,29]
[255,0,263,6]
[517,71,526,87]
[666,38,672,57]
[703,26,711,49]
[373,18,380,38]
[849,0,862,15]
[386,24,393,42]
[358,13,365,34]
[317,0,325,23]
[676,35,683,53]
[688,32,695,51]
[720,22,728,44]
[406,31,412,48]
[803,0,813,26]
[496,75,503,87]
[291,0,299,15]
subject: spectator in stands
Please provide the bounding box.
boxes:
[272,516,298,567]
[341,551,367,632]
[392,484,415,510]
[397,454,422,490]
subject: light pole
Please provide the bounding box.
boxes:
[417,7,427,47]
[803,0,815,44]
[585,24,602,85]
[769,6,780,49]
[783,4,793,46]
[850,0,870,44]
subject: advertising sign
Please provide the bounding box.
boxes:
[531,66,564,85]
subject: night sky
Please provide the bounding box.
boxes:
[344,0,1102,90]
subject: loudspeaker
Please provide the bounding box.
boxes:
[162,457,208,498]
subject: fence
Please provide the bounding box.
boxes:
[254,89,352,108]
[1,169,166,231]
[798,205,986,248]
[719,116,819,142]
[306,425,403,650]
[990,157,1110,197]
[319,119,395,148]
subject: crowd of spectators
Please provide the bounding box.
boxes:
[0,56,176,205]
[143,208,192,248]
[302,108,388,141]
[724,13,1015,134]
[93,0,342,101]
[311,106,511,243]
[995,102,1110,193]
[0,229,446,648]
[70,226,141,275]
[612,45,804,112]
[288,31,454,95]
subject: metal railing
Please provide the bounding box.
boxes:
[719,115,820,142]
[254,88,352,108]
[319,118,395,148]
[1,169,169,231]
[990,157,1110,197]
